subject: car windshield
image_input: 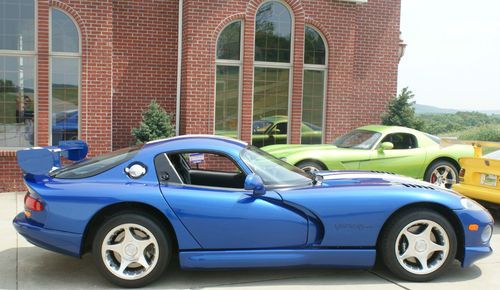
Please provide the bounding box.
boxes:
[424,133,441,144]
[485,150,500,160]
[51,145,142,179]
[240,145,312,187]
[332,129,381,149]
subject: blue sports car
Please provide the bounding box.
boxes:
[14,135,493,287]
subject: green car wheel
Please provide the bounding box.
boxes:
[296,161,325,173]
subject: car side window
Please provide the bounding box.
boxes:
[381,133,418,150]
[167,152,246,189]
[273,122,288,134]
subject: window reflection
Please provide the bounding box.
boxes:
[51,58,79,145]
[304,26,326,65]
[50,8,81,145]
[51,9,80,53]
[215,66,239,137]
[302,26,327,144]
[0,56,35,147]
[255,1,291,63]
[215,21,242,138]
[216,21,240,61]
[0,0,35,51]
[252,67,289,147]
[301,70,324,144]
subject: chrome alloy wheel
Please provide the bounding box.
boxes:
[395,219,450,275]
[302,165,321,173]
[101,223,159,280]
[430,165,457,189]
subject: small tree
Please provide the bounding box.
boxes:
[131,100,175,144]
[381,87,424,130]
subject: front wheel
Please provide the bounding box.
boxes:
[424,160,459,189]
[379,209,457,282]
[92,212,171,288]
[296,160,325,173]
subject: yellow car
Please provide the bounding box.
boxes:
[452,141,500,206]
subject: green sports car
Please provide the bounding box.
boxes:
[262,125,474,188]
[252,116,322,147]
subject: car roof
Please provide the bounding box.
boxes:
[256,115,288,123]
[357,125,422,135]
[142,135,248,155]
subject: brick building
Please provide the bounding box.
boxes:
[0,0,401,191]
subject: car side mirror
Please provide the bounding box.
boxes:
[379,142,394,152]
[244,173,266,196]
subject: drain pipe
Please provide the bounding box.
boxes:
[175,0,183,135]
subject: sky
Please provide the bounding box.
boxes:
[397,0,500,111]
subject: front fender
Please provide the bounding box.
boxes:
[278,185,464,247]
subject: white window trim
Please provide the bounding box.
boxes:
[252,0,295,145]
[214,20,244,139]
[302,25,328,144]
[48,7,82,146]
[0,0,38,149]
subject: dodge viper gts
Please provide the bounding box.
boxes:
[14,135,492,287]
[262,125,474,189]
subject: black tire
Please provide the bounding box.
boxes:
[92,212,171,288]
[379,208,457,282]
[296,160,326,172]
[424,160,459,188]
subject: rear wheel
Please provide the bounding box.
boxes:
[296,160,325,173]
[424,160,459,189]
[92,213,171,288]
[379,208,457,282]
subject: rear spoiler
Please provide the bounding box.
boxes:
[16,140,88,175]
[440,138,500,158]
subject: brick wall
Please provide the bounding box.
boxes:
[1,0,114,191]
[0,0,401,192]
[112,0,179,149]
[180,0,401,143]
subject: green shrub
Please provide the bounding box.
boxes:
[456,124,500,142]
[131,100,175,144]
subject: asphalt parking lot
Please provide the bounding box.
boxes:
[1,192,499,290]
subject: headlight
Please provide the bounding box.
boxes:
[482,225,493,243]
[460,198,485,211]
[280,157,288,162]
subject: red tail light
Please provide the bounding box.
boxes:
[24,193,44,211]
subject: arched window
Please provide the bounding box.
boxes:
[252,1,292,147]
[50,8,81,145]
[302,26,326,144]
[215,21,242,137]
[0,0,36,147]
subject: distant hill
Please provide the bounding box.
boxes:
[413,103,500,115]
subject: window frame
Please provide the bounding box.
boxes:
[302,25,327,144]
[214,20,244,139]
[378,133,420,150]
[252,0,294,145]
[164,149,249,190]
[0,0,38,149]
[48,7,82,146]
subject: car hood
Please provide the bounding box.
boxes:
[262,144,336,154]
[314,170,437,188]
[275,170,463,203]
